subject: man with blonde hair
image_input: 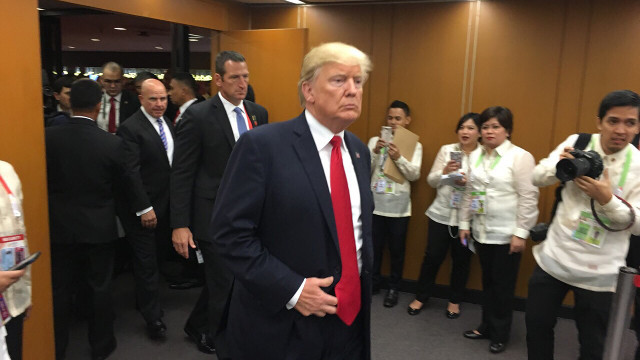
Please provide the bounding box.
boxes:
[210,42,374,359]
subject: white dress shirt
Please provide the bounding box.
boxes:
[459,140,539,244]
[175,98,197,126]
[140,106,174,166]
[97,92,122,132]
[532,134,640,292]
[287,110,364,309]
[218,92,250,141]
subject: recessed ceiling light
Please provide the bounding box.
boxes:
[114,27,127,31]
[285,0,305,4]
[37,8,45,11]
[68,46,75,49]
[188,38,199,42]
[154,46,163,50]
[90,38,101,42]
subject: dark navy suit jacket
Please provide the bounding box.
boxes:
[211,113,374,360]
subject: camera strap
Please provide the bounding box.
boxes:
[589,147,634,232]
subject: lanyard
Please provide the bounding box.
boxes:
[0,174,21,218]
[0,175,12,196]
[589,138,632,189]
[474,150,502,170]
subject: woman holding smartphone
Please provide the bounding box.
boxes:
[458,107,539,354]
[407,113,480,318]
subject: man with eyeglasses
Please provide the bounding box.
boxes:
[97,61,140,133]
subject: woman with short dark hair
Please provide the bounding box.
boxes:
[459,106,539,354]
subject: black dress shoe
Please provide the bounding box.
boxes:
[489,342,506,353]
[383,289,398,308]
[407,305,422,316]
[445,310,460,319]
[463,330,487,340]
[169,278,204,290]
[184,326,216,354]
[146,319,167,340]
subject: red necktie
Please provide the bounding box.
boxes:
[174,110,181,126]
[108,97,117,133]
[329,136,360,326]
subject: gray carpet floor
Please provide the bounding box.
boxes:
[65,273,639,359]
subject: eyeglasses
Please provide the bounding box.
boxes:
[102,79,122,85]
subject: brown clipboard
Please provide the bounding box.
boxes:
[383,126,419,184]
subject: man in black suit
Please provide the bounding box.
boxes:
[170,51,268,355]
[168,72,202,129]
[165,72,204,290]
[210,42,374,360]
[98,61,140,133]
[116,79,175,340]
[46,79,135,360]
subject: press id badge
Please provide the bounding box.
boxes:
[470,191,487,214]
[449,187,464,208]
[374,177,395,194]
[572,210,608,248]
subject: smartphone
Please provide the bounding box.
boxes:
[8,251,40,271]
[380,126,393,142]
[450,151,462,168]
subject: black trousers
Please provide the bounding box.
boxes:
[120,211,170,323]
[275,310,364,360]
[414,219,472,304]
[475,242,521,343]
[185,238,234,358]
[526,265,612,360]
[372,215,410,289]
[51,242,116,359]
[5,312,24,360]
[627,235,640,360]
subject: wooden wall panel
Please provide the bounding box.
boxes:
[579,0,640,131]
[219,29,307,123]
[0,0,55,358]
[251,6,299,29]
[63,0,248,31]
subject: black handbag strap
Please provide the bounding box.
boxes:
[549,133,591,220]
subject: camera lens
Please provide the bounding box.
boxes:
[556,158,592,182]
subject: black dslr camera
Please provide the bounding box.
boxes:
[530,149,604,242]
[555,149,604,182]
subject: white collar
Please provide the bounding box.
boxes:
[305,109,345,152]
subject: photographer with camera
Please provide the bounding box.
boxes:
[526,90,640,360]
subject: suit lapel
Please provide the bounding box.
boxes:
[138,111,171,167]
[244,102,260,128]
[344,132,370,205]
[291,115,340,252]
[345,131,373,270]
[212,94,235,148]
